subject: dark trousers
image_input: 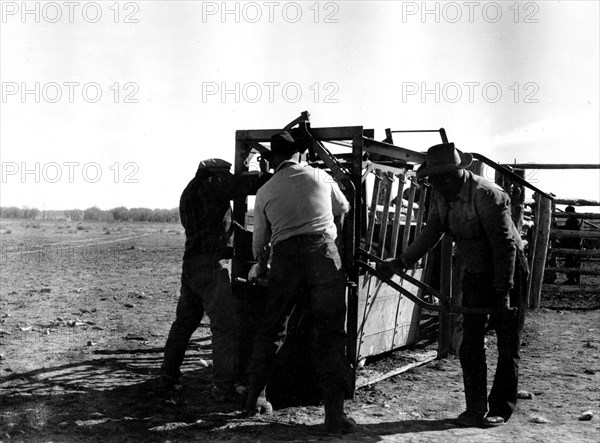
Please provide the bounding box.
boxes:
[459,252,529,420]
[246,234,352,402]
[161,257,235,391]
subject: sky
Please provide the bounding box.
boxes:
[1,0,599,211]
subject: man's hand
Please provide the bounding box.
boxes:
[495,290,511,310]
[248,263,268,286]
[376,258,405,280]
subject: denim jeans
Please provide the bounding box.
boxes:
[161,256,235,391]
[459,251,529,420]
[246,234,352,402]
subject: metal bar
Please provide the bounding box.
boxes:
[472,153,554,200]
[390,130,443,134]
[362,137,426,163]
[236,126,365,143]
[356,260,498,315]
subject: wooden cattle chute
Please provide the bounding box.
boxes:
[501,163,600,307]
[230,114,551,394]
[232,121,432,385]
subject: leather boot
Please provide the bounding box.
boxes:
[244,384,272,416]
[324,398,356,435]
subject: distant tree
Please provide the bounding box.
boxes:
[84,206,104,221]
[110,206,130,222]
[66,209,84,221]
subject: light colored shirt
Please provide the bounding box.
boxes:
[252,161,350,259]
[401,170,523,291]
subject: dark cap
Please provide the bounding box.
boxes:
[270,131,298,155]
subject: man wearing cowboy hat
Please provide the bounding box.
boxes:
[378,143,529,428]
[245,131,355,435]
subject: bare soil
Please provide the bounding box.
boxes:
[1,220,599,442]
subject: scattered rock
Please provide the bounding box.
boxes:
[124,334,147,341]
[57,316,64,321]
[0,330,12,336]
[579,410,594,421]
[40,288,51,293]
[19,326,32,332]
[530,415,549,424]
[0,354,5,360]
[124,303,134,308]
[86,341,96,346]
[518,390,535,399]
[1,313,10,318]
[584,369,596,375]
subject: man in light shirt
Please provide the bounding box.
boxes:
[245,131,355,435]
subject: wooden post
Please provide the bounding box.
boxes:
[512,169,525,232]
[529,195,552,309]
[450,252,464,355]
[438,237,453,358]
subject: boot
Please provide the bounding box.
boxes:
[244,385,272,416]
[324,398,356,435]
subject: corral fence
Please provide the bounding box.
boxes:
[500,163,600,307]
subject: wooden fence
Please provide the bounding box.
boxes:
[502,163,600,307]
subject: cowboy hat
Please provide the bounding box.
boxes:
[416,143,473,180]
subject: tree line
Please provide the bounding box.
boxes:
[0,206,180,223]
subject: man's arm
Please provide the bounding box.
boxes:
[206,172,271,201]
[330,179,351,216]
[252,191,271,262]
[477,187,517,292]
[400,196,445,267]
[378,194,444,277]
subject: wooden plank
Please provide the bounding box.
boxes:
[551,248,600,257]
[438,237,453,358]
[414,185,428,239]
[401,183,417,253]
[355,351,437,389]
[503,164,600,169]
[552,212,600,220]
[543,284,600,293]
[389,173,406,258]
[529,195,553,309]
[366,175,381,254]
[553,198,600,206]
[378,174,393,259]
[544,267,600,276]
[551,230,600,239]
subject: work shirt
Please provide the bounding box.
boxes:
[180,172,263,261]
[252,161,350,259]
[401,170,523,291]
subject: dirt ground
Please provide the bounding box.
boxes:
[1,219,599,442]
